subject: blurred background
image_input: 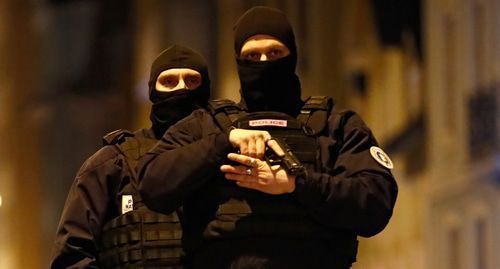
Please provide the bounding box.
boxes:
[0,0,499,268]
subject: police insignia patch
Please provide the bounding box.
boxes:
[370,146,394,169]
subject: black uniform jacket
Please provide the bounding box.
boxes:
[137,106,398,239]
[50,128,156,269]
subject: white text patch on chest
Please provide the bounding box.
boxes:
[249,119,287,127]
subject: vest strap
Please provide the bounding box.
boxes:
[297,96,333,135]
[102,129,134,146]
[208,99,246,132]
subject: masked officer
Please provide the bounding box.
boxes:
[50,44,211,269]
[137,6,398,269]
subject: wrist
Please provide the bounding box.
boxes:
[286,175,296,193]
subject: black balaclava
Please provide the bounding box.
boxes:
[234,6,303,116]
[148,44,210,138]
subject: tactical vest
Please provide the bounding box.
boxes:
[98,129,184,269]
[204,96,358,265]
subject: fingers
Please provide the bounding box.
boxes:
[221,155,261,182]
[247,138,256,158]
[220,164,238,174]
[255,137,265,159]
[266,139,285,157]
[220,164,251,175]
[263,132,272,143]
[224,171,256,182]
[249,158,258,167]
[223,169,266,193]
[228,129,271,157]
[227,153,260,167]
[235,180,260,190]
[239,140,248,156]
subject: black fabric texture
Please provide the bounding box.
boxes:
[136,106,398,268]
[237,56,303,116]
[233,6,302,116]
[150,89,208,138]
[233,6,296,56]
[51,129,155,268]
[147,45,211,138]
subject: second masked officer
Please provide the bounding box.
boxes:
[51,45,211,269]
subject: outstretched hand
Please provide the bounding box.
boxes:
[220,153,295,195]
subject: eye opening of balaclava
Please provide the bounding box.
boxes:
[148,44,211,138]
[233,6,303,116]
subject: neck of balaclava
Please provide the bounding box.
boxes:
[239,76,303,116]
[150,114,174,139]
[149,89,207,139]
[237,56,303,116]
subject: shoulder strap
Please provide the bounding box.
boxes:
[102,129,135,146]
[103,129,156,163]
[102,129,158,209]
[120,137,157,166]
[297,96,334,135]
[208,99,247,132]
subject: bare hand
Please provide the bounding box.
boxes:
[220,153,295,194]
[228,129,285,159]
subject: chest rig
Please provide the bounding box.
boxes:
[202,96,333,240]
[210,96,332,168]
[98,129,183,269]
[210,96,332,172]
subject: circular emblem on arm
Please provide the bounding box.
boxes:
[369,146,394,169]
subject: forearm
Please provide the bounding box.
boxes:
[138,132,232,214]
[291,108,398,236]
[293,169,397,237]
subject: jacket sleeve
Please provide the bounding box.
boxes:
[293,109,398,237]
[137,110,233,214]
[50,147,122,269]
